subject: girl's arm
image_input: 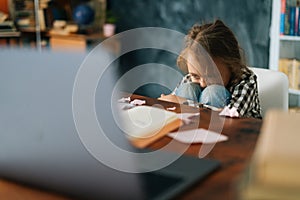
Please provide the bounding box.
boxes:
[158,94,187,104]
[226,75,261,118]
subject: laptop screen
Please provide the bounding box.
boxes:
[0,49,219,200]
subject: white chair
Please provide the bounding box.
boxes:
[250,67,289,117]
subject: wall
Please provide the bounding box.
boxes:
[109,0,272,97]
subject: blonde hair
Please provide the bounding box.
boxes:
[177,19,248,87]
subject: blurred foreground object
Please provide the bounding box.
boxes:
[239,110,300,200]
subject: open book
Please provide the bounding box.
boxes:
[120,106,182,148]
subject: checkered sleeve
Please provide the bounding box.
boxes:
[227,73,259,117]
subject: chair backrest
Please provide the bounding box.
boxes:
[250,67,289,117]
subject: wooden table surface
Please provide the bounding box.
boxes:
[138,94,262,200]
[0,94,263,200]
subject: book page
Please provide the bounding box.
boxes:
[119,106,182,148]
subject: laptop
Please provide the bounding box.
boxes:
[0,49,220,200]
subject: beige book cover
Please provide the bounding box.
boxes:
[279,58,300,90]
[238,110,300,200]
[237,110,300,200]
[251,110,300,187]
[279,58,293,88]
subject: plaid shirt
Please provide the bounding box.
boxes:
[173,68,262,119]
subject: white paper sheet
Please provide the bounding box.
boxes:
[168,128,228,144]
[176,112,200,125]
[130,99,146,106]
[219,106,239,117]
[166,106,176,111]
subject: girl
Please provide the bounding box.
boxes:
[159,20,262,118]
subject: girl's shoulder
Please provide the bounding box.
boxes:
[229,67,257,91]
[240,67,258,82]
[241,67,255,77]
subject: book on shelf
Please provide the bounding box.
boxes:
[281,0,300,36]
[11,0,50,30]
[0,20,20,37]
[0,21,17,32]
[238,110,300,200]
[120,105,182,148]
[289,6,295,35]
[284,0,291,35]
[281,0,286,35]
[279,58,300,90]
[296,5,299,34]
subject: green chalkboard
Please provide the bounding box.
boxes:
[109,0,272,97]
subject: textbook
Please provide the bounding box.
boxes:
[238,110,300,200]
[121,106,182,148]
[279,58,300,90]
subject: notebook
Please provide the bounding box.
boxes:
[0,49,220,200]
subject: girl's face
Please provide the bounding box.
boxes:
[187,64,207,88]
[186,56,231,88]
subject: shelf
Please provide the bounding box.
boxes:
[289,88,300,95]
[0,31,20,37]
[270,0,300,107]
[280,35,300,41]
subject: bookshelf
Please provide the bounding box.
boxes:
[269,0,300,106]
[8,0,51,49]
[280,34,300,40]
[7,0,107,50]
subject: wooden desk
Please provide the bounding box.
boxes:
[0,94,262,200]
[134,94,262,200]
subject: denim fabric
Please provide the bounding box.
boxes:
[200,85,231,108]
[175,83,231,108]
[174,82,201,102]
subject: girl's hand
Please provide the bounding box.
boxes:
[158,94,187,104]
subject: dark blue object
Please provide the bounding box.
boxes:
[73,4,95,25]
